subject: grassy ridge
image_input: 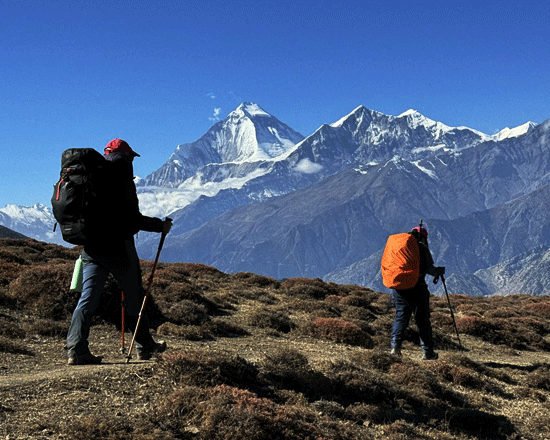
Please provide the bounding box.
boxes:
[1,238,550,439]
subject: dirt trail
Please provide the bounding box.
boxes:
[3,331,549,390]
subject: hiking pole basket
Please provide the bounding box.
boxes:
[440,275,464,352]
[126,220,170,363]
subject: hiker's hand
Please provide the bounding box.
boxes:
[162,218,173,235]
[433,267,445,284]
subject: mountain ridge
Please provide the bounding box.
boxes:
[135,108,548,295]
[1,103,547,297]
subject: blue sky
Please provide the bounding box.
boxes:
[1,0,549,207]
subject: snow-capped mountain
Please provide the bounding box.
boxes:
[136,102,304,217]
[492,121,537,141]
[143,102,303,187]
[138,103,504,230]
[282,106,489,175]
[136,107,548,296]
[0,204,60,244]
[2,102,548,298]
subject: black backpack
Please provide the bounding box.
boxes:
[51,148,110,245]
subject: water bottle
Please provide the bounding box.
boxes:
[70,256,83,292]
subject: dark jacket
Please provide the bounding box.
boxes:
[84,154,163,254]
[417,241,437,288]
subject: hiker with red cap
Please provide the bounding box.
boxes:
[382,223,445,360]
[66,139,172,365]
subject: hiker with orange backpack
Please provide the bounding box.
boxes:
[381,223,445,360]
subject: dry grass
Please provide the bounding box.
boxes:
[1,238,550,439]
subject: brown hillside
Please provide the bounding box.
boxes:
[1,238,549,439]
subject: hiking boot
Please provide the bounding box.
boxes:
[422,350,439,361]
[390,347,402,357]
[137,341,167,360]
[68,353,103,365]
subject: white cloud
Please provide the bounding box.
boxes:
[293,158,323,174]
[209,107,221,122]
[207,92,216,99]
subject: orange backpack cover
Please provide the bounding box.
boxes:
[381,233,420,290]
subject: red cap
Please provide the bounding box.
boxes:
[411,226,428,238]
[104,139,140,157]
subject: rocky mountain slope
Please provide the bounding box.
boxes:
[1,103,546,296]
[137,107,548,295]
[0,224,27,239]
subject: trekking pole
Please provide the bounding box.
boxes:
[438,274,464,352]
[126,219,171,363]
[120,291,126,353]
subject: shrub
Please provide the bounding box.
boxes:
[0,248,28,265]
[60,414,135,440]
[430,311,454,331]
[153,264,191,282]
[302,317,374,347]
[24,319,67,337]
[0,319,26,338]
[350,349,401,373]
[339,292,376,308]
[484,307,521,319]
[154,385,320,440]
[445,408,515,438]
[325,295,342,304]
[493,317,550,350]
[0,261,25,286]
[259,348,334,401]
[522,301,550,318]
[427,360,485,390]
[9,264,77,320]
[166,300,209,325]
[0,336,33,355]
[157,322,212,341]
[341,306,377,324]
[381,420,417,440]
[526,364,550,391]
[151,280,199,302]
[231,272,280,288]
[156,350,260,390]
[326,360,397,406]
[388,362,461,406]
[280,278,339,299]
[260,348,310,377]
[247,309,295,333]
[179,263,227,281]
[205,318,249,337]
[455,316,497,337]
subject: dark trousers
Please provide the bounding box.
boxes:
[67,239,154,357]
[391,285,434,352]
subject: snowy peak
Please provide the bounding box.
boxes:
[302,105,493,168]
[397,109,455,133]
[233,102,271,119]
[0,203,53,225]
[493,121,537,141]
[331,106,368,128]
[217,102,303,163]
[0,203,61,244]
[140,102,304,189]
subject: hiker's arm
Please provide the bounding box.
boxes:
[420,246,445,278]
[137,214,164,233]
[137,215,172,235]
[419,243,437,276]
